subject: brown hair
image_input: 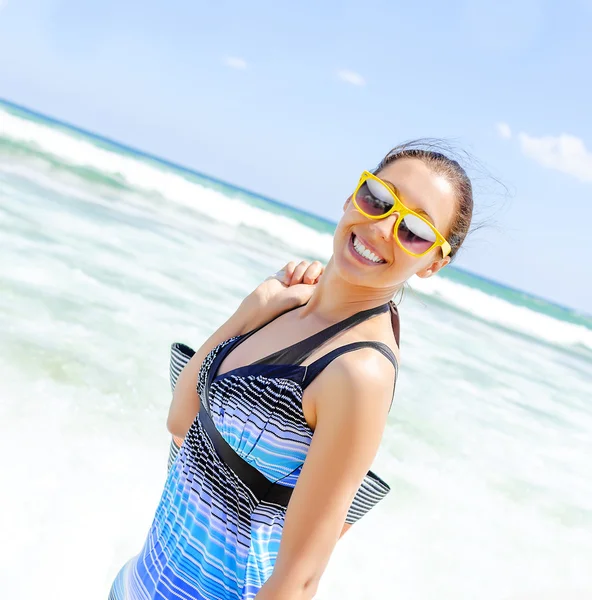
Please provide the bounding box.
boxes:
[373,139,474,260]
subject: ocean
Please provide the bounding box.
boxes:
[1,100,591,600]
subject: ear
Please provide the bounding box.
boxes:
[416,255,451,279]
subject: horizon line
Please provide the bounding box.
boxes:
[1,96,589,320]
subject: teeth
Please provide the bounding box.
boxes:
[353,235,383,263]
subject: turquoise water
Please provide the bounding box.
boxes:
[1,100,591,599]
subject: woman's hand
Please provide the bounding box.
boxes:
[274,260,324,287]
[242,260,324,320]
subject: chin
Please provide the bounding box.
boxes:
[333,242,378,286]
[333,256,365,285]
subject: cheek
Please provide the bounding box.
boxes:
[392,251,416,273]
[390,245,433,276]
[335,205,360,235]
[341,199,359,223]
[332,217,352,254]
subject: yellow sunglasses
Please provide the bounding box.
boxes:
[352,171,451,258]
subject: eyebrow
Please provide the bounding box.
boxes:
[381,177,436,224]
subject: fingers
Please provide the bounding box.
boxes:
[289,261,309,286]
[278,260,324,286]
[280,261,297,285]
[302,261,323,284]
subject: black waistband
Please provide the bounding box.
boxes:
[198,404,294,507]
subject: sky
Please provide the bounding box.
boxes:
[0,0,591,312]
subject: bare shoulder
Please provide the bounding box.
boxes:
[315,345,395,418]
[335,347,395,396]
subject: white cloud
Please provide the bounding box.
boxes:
[224,56,248,70]
[496,122,512,139]
[518,132,592,183]
[337,70,366,86]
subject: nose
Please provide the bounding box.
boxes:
[370,211,399,241]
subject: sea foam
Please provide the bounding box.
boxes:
[1,106,589,353]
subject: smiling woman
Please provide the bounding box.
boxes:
[109,139,477,600]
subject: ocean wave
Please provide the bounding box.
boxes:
[2,105,589,352]
[411,276,592,352]
[0,108,334,259]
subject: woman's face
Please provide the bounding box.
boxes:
[333,157,457,291]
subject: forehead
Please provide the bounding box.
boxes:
[376,157,456,233]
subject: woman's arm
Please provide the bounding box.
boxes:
[255,347,394,599]
[166,302,253,438]
[166,260,324,439]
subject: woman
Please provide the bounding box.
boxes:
[109,141,474,599]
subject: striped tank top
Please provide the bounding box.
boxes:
[109,301,399,600]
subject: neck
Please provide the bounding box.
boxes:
[299,257,398,323]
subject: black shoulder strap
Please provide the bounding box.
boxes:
[389,301,400,347]
[253,303,391,367]
[301,340,398,390]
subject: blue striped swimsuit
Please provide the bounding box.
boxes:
[109,302,398,599]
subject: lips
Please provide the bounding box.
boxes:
[351,233,387,263]
[349,233,387,265]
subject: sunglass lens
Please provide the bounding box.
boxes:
[397,214,436,254]
[355,179,394,216]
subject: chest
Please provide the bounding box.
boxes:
[216,313,337,377]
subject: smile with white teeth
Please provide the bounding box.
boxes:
[352,234,386,264]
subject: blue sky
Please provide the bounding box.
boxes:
[1,0,591,312]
